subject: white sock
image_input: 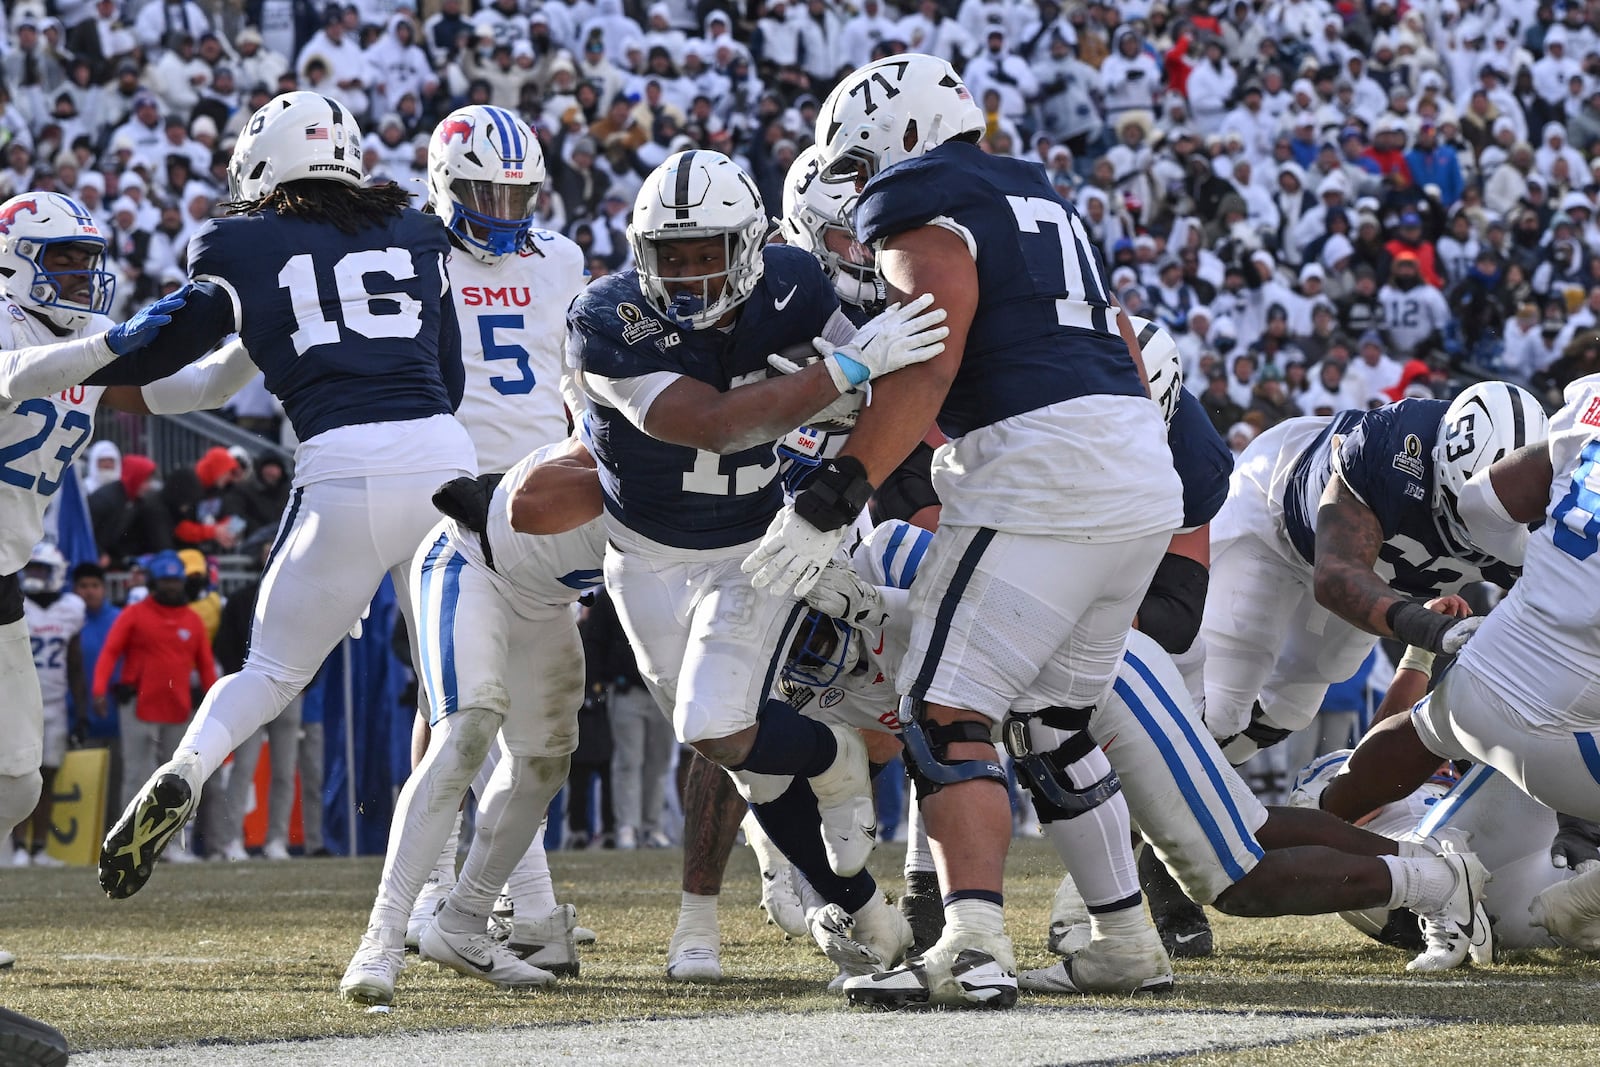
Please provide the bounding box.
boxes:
[1089,902,1151,940]
[676,891,719,937]
[436,897,484,936]
[367,710,496,933]
[451,753,568,919]
[945,898,1004,939]
[904,793,936,877]
[1382,854,1460,912]
[177,671,293,782]
[1037,746,1141,909]
[502,815,557,918]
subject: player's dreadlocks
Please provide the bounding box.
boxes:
[226,180,410,235]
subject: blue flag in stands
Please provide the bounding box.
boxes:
[55,462,99,572]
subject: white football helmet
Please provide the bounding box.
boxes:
[1127,314,1184,423]
[428,105,545,264]
[21,541,67,597]
[779,145,880,311]
[1433,381,1549,554]
[629,150,767,329]
[228,91,363,202]
[0,192,114,330]
[814,54,984,186]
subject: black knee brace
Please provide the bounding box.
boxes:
[896,696,1008,800]
[1003,706,1122,824]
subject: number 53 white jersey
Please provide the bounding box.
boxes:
[1458,372,1600,730]
[0,301,101,575]
[449,230,589,475]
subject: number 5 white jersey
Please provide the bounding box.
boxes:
[449,230,589,475]
[0,302,101,575]
[1457,372,1600,730]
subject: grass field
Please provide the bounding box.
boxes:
[4,841,1600,1065]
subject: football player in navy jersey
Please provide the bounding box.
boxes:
[99,92,478,900]
[747,55,1184,1009]
[569,148,948,979]
[1199,381,1548,770]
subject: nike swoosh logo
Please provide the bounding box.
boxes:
[871,633,886,656]
[447,945,496,973]
[1173,931,1206,944]
[774,285,798,311]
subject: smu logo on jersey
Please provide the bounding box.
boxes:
[461,286,534,307]
[1582,396,1600,428]
[0,198,39,233]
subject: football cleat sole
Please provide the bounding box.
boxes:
[99,772,193,899]
[0,1007,68,1067]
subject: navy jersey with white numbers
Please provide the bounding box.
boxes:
[572,243,840,550]
[183,206,464,441]
[853,140,1144,437]
[1281,399,1519,596]
[1170,389,1233,529]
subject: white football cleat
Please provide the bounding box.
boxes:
[0,948,15,970]
[810,895,913,990]
[498,903,580,977]
[843,929,1017,1010]
[1409,852,1492,972]
[1020,926,1175,995]
[1046,873,1092,956]
[407,876,454,951]
[28,852,64,869]
[809,724,876,877]
[1531,865,1600,951]
[743,812,807,938]
[419,920,557,989]
[262,839,291,861]
[340,928,405,1006]
[665,923,722,981]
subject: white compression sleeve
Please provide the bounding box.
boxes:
[139,339,258,415]
[0,331,116,404]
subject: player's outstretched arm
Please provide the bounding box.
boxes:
[510,437,604,536]
[643,362,849,454]
[82,282,238,387]
[101,339,259,415]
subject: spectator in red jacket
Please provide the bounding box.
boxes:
[161,447,244,553]
[94,551,217,814]
[1384,212,1445,288]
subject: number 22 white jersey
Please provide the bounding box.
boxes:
[1458,372,1600,729]
[25,592,85,705]
[0,301,101,575]
[449,229,589,475]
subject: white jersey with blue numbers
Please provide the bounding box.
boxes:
[441,443,606,619]
[1253,402,1519,598]
[25,592,85,705]
[1458,374,1600,730]
[1378,282,1451,356]
[853,140,1180,540]
[0,304,102,575]
[449,230,588,475]
[572,245,849,552]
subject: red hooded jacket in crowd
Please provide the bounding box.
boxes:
[93,597,217,724]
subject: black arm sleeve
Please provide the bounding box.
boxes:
[1137,553,1210,655]
[869,441,940,525]
[81,282,236,387]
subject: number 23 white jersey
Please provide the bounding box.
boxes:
[0,302,101,575]
[1459,372,1600,729]
[449,230,589,475]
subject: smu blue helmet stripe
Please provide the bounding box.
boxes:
[1416,762,1497,840]
[485,106,524,165]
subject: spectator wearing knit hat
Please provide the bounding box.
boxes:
[161,448,245,554]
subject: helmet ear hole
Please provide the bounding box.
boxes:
[902,120,919,154]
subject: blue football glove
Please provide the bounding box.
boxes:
[106,285,190,356]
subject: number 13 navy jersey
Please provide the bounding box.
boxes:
[571,244,840,551]
[854,139,1146,438]
[184,206,464,442]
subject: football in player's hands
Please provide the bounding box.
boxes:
[766,343,864,430]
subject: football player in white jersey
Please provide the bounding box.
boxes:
[340,438,606,1005]
[1313,371,1600,950]
[12,542,84,867]
[0,191,251,906]
[400,104,591,966]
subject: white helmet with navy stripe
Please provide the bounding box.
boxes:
[780,145,880,310]
[629,150,767,330]
[814,54,984,186]
[1126,314,1183,424]
[1433,381,1548,554]
[428,105,545,264]
[228,91,363,202]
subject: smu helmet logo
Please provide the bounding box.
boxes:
[439,118,474,145]
[0,198,39,234]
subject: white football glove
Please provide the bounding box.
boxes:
[348,602,371,641]
[1200,699,1251,747]
[1438,615,1483,656]
[816,292,948,393]
[742,503,846,597]
[804,562,889,629]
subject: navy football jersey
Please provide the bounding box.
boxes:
[853,140,1145,437]
[572,243,840,550]
[180,206,463,441]
[1170,389,1233,529]
[1281,399,1518,596]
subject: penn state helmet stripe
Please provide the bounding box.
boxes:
[1510,385,1527,451]
[1125,650,1265,862]
[1114,676,1251,883]
[674,150,696,206]
[323,96,346,160]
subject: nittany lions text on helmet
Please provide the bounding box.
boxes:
[229,91,364,201]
